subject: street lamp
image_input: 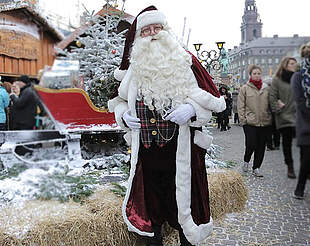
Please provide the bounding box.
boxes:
[193,42,225,73]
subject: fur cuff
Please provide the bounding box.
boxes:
[114,68,127,81]
[194,130,213,150]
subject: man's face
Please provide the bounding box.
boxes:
[140,24,163,38]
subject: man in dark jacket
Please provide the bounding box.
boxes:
[10,75,40,130]
[291,43,310,199]
[218,86,232,131]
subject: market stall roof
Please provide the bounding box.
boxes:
[0,1,63,41]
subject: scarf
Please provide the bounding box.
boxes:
[249,77,262,90]
[281,69,294,83]
[301,58,310,108]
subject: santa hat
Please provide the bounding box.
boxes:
[114,6,166,81]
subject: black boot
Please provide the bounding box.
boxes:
[146,225,163,246]
[179,230,193,246]
[287,164,296,179]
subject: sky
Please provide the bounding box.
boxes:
[39,0,309,53]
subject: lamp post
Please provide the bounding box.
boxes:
[193,42,225,73]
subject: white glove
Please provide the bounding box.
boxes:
[122,110,141,129]
[165,104,196,125]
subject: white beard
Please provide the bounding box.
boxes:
[130,29,196,115]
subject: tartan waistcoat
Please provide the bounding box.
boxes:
[136,100,178,148]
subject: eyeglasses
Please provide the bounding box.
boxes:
[141,25,163,36]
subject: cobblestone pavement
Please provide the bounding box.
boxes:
[202,124,310,246]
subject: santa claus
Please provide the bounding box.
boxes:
[108,6,226,246]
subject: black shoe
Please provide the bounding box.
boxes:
[146,240,163,246]
[146,225,163,246]
[287,167,296,179]
[266,146,275,151]
[293,191,304,200]
[274,146,280,150]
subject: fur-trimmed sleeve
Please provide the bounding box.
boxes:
[108,96,130,131]
[185,87,226,127]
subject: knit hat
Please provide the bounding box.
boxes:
[114,6,167,81]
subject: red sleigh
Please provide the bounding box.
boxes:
[34,85,118,131]
[0,86,123,165]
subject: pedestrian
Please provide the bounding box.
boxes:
[269,57,297,178]
[2,82,13,130]
[232,89,240,124]
[108,6,226,246]
[238,65,272,177]
[291,42,310,199]
[10,75,39,130]
[0,82,10,130]
[218,86,232,131]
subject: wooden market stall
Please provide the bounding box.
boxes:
[0,2,62,81]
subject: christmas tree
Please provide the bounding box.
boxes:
[57,1,127,108]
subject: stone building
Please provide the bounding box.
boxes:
[228,0,310,85]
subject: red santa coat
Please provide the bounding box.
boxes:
[108,54,226,245]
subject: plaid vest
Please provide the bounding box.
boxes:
[136,100,178,148]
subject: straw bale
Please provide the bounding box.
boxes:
[208,170,248,219]
[0,170,247,246]
[0,232,20,246]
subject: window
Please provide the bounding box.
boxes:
[268,58,273,64]
[255,58,259,64]
[267,50,271,54]
[275,58,279,63]
[261,59,265,64]
[260,49,264,54]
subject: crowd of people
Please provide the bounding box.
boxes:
[211,43,309,201]
[230,44,310,201]
[0,75,43,132]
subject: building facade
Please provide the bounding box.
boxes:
[228,0,310,85]
[0,1,62,81]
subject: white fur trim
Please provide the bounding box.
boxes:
[118,66,133,101]
[136,10,166,30]
[194,130,213,150]
[185,98,212,127]
[176,125,213,245]
[189,88,226,113]
[114,68,127,81]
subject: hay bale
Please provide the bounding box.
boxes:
[208,170,248,220]
[0,232,20,246]
[0,170,247,246]
[23,202,98,246]
[84,188,142,246]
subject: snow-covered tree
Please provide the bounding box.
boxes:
[57,1,127,108]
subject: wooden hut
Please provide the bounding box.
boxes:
[0,1,62,81]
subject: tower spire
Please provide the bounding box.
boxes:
[241,0,262,44]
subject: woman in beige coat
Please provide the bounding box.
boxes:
[238,65,272,177]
